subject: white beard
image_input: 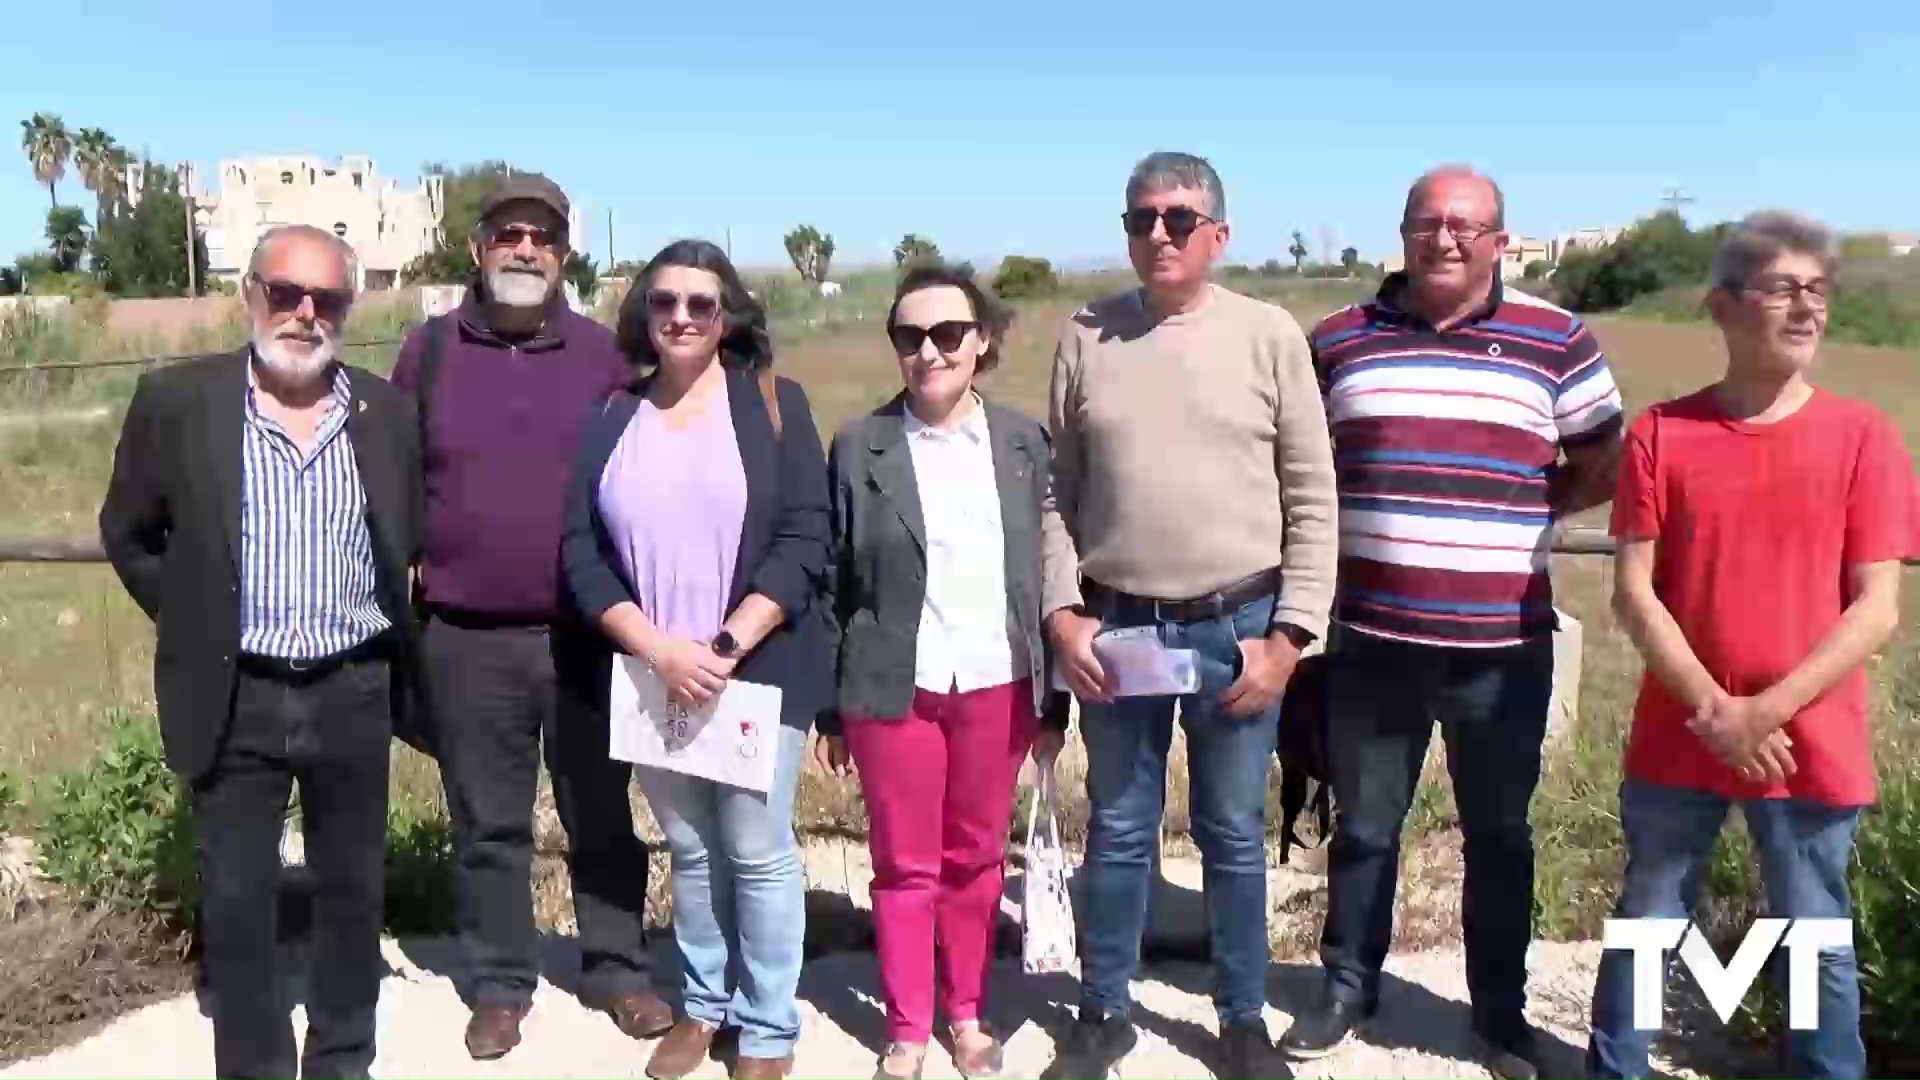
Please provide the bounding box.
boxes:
[252,330,337,386]
[486,269,551,307]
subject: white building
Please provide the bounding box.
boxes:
[191,155,445,290]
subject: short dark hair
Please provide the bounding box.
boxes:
[616,239,772,372]
[1711,211,1834,291]
[885,263,1014,373]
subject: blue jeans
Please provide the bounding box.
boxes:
[1319,628,1554,1042]
[1078,592,1281,1026]
[635,724,807,1059]
[1587,779,1864,1079]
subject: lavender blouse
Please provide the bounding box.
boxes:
[596,383,748,641]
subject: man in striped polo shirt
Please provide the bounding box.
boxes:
[100,225,423,1078]
[1279,166,1625,1079]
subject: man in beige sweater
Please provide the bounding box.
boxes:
[1038,151,1338,1080]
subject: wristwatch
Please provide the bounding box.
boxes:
[711,630,741,659]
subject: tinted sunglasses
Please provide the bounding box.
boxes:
[486,223,561,250]
[644,288,723,323]
[250,274,352,322]
[889,320,978,356]
[1121,205,1217,241]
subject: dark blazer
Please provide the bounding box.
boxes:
[821,393,1069,735]
[97,349,424,782]
[561,365,834,732]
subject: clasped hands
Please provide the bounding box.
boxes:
[1688,691,1797,785]
[649,636,737,715]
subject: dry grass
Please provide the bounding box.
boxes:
[5,280,1920,1021]
[0,902,193,1067]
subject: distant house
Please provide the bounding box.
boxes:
[191,155,447,291]
[1891,232,1918,257]
[1500,236,1555,280]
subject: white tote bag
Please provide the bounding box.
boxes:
[1021,767,1079,975]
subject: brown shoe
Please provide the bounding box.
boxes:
[732,1053,795,1080]
[464,1001,530,1061]
[647,1019,718,1079]
[949,1022,1005,1079]
[605,989,675,1040]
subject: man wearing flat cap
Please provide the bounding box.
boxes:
[391,172,662,1059]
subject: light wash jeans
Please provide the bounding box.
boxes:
[635,724,807,1058]
[1077,593,1281,1026]
[1586,778,1864,1079]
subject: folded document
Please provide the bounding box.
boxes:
[1051,625,1200,697]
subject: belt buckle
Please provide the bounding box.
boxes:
[287,656,314,672]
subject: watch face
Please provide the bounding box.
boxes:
[713,631,737,656]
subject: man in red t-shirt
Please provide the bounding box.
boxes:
[1587,212,1919,1080]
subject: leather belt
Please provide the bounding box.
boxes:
[1081,567,1282,624]
[237,633,394,684]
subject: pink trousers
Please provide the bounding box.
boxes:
[843,678,1038,1043]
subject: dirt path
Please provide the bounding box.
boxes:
[2,934,1716,1079]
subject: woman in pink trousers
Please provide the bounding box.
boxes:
[815,263,1069,1079]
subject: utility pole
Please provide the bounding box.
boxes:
[606,207,614,268]
[1660,187,1695,217]
[726,226,732,261]
[179,164,197,297]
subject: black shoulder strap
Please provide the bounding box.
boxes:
[757,369,783,440]
[413,315,448,454]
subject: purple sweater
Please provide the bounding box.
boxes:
[392,291,629,624]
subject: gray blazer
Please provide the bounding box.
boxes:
[820,393,1067,734]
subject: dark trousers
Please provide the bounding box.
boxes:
[1319,629,1554,1041]
[194,654,393,1079]
[422,612,652,1007]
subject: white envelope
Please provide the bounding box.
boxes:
[609,655,784,793]
[1051,625,1201,697]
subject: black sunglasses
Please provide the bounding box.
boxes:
[487,223,562,250]
[644,288,723,323]
[889,320,978,356]
[250,274,352,322]
[1121,205,1217,241]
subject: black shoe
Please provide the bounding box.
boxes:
[1217,1018,1273,1078]
[1041,1011,1138,1080]
[1474,1026,1540,1080]
[1278,997,1371,1060]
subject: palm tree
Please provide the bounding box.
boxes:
[20,112,73,209]
[72,127,127,214]
[45,206,88,273]
[1288,229,1310,273]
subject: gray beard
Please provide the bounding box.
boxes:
[486,269,551,307]
[251,332,337,386]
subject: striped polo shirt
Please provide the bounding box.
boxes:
[239,362,391,661]
[1311,274,1623,648]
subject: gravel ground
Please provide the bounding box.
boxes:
[3,935,1716,1079]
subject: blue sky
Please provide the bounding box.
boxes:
[4,0,1916,273]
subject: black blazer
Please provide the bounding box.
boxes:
[823,393,1068,734]
[97,350,424,782]
[561,365,834,732]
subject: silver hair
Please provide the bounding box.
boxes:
[1125,151,1226,220]
[1404,164,1506,229]
[1711,211,1834,291]
[247,224,358,288]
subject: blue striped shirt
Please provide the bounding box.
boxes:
[239,362,391,661]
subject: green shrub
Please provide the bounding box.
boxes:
[992,256,1060,301]
[383,804,454,937]
[1826,282,1920,349]
[32,712,196,921]
[0,769,17,831]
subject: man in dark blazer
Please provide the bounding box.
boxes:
[99,224,421,1080]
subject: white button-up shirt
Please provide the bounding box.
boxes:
[904,398,1026,694]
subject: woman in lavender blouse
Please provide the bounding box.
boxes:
[561,239,832,1080]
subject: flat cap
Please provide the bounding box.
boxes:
[476,172,570,229]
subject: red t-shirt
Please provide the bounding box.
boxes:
[1611,387,1919,806]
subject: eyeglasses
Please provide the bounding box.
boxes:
[889,320,979,356]
[1121,205,1218,242]
[1742,277,1830,310]
[1401,217,1499,245]
[644,288,723,323]
[249,274,352,322]
[486,224,561,251]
